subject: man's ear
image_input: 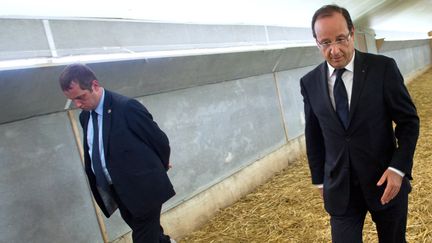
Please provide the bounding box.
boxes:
[91,79,101,92]
[350,27,355,38]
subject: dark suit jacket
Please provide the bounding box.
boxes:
[300,50,419,216]
[79,90,175,217]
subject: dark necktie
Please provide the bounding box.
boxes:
[334,68,349,129]
[91,111,110,192]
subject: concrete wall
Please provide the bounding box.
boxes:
[0,113,102,242]
[378,39,432,77]
[0,18,314,61]
[1,18,431,242]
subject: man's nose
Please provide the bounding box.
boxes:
[329,45,341,55]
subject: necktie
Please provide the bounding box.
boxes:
[334,68,349,129]
[91,111,110,192]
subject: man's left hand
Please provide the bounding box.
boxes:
[377,169,403,205]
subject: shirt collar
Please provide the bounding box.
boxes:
[94,88,105,116]
[327,51,355,76]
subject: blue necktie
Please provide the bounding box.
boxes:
[91,111,110,192]
[334,68,349,129]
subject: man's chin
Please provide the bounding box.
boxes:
[329,61,346,69]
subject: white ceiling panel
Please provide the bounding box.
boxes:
[1,0,431,39]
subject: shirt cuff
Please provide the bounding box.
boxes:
[388,167,405,177]
[314,184,323,188]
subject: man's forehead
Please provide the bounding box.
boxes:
[68,80,86,91]
[315,15,349,34]
[64,83,87,97]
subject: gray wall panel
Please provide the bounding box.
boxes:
[0,19,51,60]
[0,65,69,124]
[267,26,314,44]
[0,112,102,243]
[49,20,267,56]
[1,50,282,125]
[379,39,430,53]
[276,66,314,139]
[275,46,322,72]
[138,74,286,207]
[380,44,432,76]
[89,50,281,99]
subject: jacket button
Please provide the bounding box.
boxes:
[345,137,351,142]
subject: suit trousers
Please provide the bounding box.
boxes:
[111,186,170,243]
[329,177,408,243]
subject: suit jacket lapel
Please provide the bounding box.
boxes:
[319,63,332,112]
[79,111,92,171]
[348,51,368,127]
[103,90,112,159]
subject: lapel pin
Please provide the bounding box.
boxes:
[108,109,112,114]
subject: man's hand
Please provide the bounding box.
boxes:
[377,169,403,205]
[318,187,323,198]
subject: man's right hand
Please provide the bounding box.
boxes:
[318,187,323,198]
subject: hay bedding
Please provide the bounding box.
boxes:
[181,68,432,243]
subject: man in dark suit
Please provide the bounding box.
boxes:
[59,63,176,243]
[300,5,419,243]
